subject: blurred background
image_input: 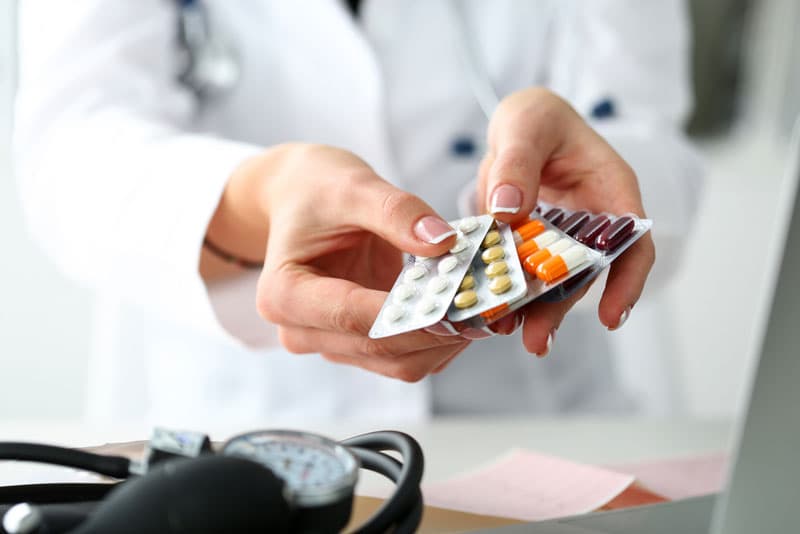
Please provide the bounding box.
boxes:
[0,0,798,421]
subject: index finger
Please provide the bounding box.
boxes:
[257,267,459,349]
[257,266,384,335]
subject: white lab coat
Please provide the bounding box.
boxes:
[14,0,700,427]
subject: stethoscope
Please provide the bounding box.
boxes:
[175,0,500,119]
[176,0,617,158]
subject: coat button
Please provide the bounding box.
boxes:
[450,135,477,158]
[590,98,616,120]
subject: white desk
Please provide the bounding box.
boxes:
[0,417,734,491]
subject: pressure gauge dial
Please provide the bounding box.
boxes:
[221,430,359,508]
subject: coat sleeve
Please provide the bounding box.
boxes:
[14,0,272,343]
[546,0,704,290]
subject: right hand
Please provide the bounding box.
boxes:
[205,143,472,382]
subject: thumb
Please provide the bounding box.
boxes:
[348,174,457,257]
[482,89,569,223]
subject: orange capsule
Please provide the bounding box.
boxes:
[512,220,546,244]
[523,238,573,275]
[510,216,533,231]
[516,230,558,260]
[535,245,590,283]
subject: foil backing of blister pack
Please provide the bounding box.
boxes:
[368,215,494,339]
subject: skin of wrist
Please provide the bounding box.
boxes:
[200,145,292,279]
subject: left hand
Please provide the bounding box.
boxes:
[477,88,656,355]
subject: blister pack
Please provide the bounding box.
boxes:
[368,215,494,339]
[445,221,528,323]
[369,207,651,337]
[469,206,652,327]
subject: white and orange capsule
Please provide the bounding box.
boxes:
[523,238,573,275]
[512,220,546,245]
[516,230,559,260]
[535,245,590,283]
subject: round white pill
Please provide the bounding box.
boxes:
[394,283,416,301]
[427,276,449,294]
[438,255,459,274]
[384,304,405,323]
[417,298,438,315]
[449,236,470,254]
[458,217,479,233]
[403,265,427,283]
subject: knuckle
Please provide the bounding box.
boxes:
[393,366,428,383]
[493,143,533,175]
[330,288,368,335]
[278,329,306,354]
[256,276,287,325]
[359,338,395,358]
[381,189,418,224]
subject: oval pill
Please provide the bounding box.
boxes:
[575,215,611,247]
[438,255,459,274]
[394,283,416,301]
[403,265,427,282]
[523,238,573,275]
[595,216,637,251]
[485,260,509,278]
[481,245,505,264]
[384,304,405,322]
[449,236,470,254]
[460,274,475,290]
[482,230,502,248]
[458,217,480,233]
[454,290,478,309]
[516,230,559,260]
[427,276,450,294]
[535,245,590,283]
[543,207,566,226]
[417,298,438,315]
[513,220,546,244]
[489,274,513,294]
[558,210,591,237]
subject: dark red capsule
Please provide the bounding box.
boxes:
[575,215,611,247]
[595,216,637,251]
[543,207,565,226]
[558,210,591,237]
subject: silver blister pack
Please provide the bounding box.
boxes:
[446,221,528,323]
[368,215,494,339]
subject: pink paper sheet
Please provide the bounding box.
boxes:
[422,449,635,521]
[607,452,728,500]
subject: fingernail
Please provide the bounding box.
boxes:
[414,216,457,244]
[536,329,556,358]
[490,184,522,214]
[609,306,632,331]
[461,327,493,340]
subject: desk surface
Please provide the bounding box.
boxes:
[0,416,734,489]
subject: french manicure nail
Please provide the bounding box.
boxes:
[490,184,522,214]
[536,329,556,358]
[414,216,457,244]
[609,306,632,331]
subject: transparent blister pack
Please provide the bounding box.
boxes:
[446,221,528,323]
[471,207,652,327]
[368,215,494,339]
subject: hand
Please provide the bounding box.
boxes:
[478,88,656,355]
[206,143,470,381]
